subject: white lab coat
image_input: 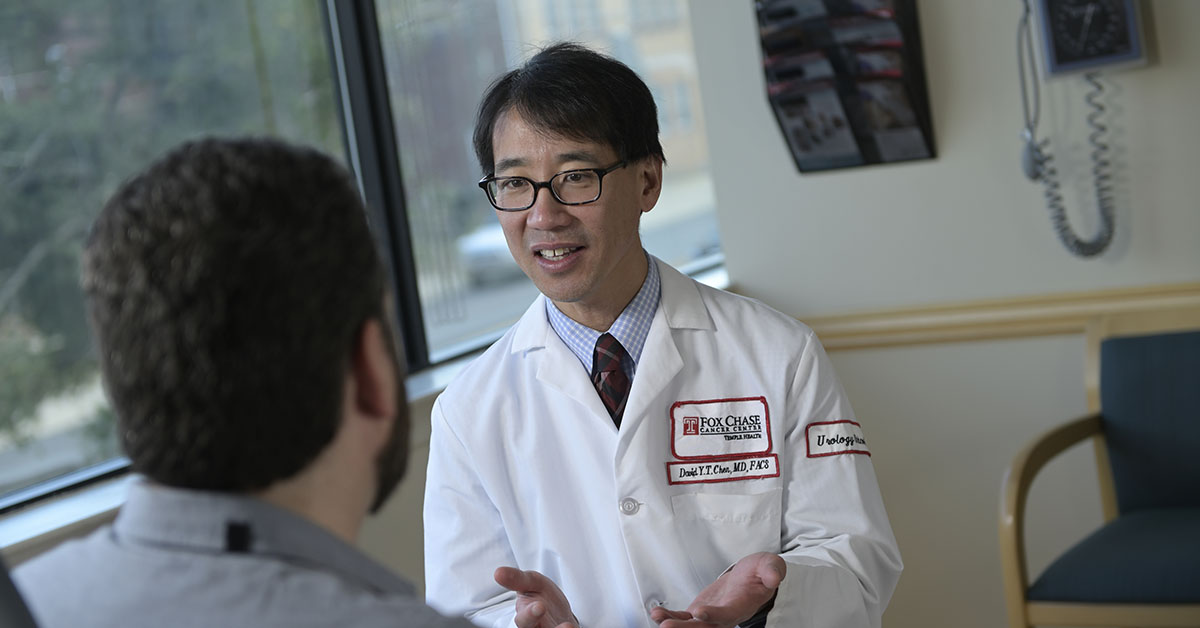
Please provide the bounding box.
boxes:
[424,258,902,628]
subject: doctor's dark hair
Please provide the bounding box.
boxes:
[473,41,666,174]
[83,137,401,491]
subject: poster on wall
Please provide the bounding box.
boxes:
[756,0,935,173]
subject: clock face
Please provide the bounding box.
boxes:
[1048,0,1134,65]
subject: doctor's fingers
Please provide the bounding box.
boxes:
[751,553,786,588]
[649,606,695,623]
[512,601,547,628]
[495,567,578,627]
[652,607,705,624]
[729,552,786,588]
[513,599,579,628]
[494,566,559,595]
[655,619,720,628]
[679,602,749,628]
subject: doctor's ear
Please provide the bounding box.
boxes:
[636,157,663,213]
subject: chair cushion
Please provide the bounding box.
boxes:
[1100,330,1200,511]
[1027,508,1200,603]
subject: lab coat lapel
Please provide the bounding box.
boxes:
[513,295,614,425]
[621,259,714,433]
[621,309,682,434]
[536,327,613,422]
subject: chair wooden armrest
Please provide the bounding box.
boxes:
[999,412,1104,628]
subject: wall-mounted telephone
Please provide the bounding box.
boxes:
[1016,0,1148,258]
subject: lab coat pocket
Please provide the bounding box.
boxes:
[669,487,783,583]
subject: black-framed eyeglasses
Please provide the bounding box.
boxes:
[478,161,627,211]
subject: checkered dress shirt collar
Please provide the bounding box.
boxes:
[545,253,661,379]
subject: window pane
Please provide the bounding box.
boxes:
[0,1,342,500]
[376,0,722,362]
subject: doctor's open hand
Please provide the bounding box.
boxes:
[494,566,580,628]
[649,552,786,628]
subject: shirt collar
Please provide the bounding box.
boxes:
[113,479,413,596]
[545,252,661,375]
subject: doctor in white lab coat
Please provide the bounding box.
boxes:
[424,43,902,628]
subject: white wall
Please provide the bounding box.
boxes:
[690,0,1200,316]
[686,1,1200,627]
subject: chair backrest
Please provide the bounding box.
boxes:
[1084,306,1200,516]
[0,557,39,628]
[1098,329,1200,513]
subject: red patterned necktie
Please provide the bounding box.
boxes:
[591,333,631,427]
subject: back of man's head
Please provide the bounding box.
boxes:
[473,41,666,174]
[83,137,395,492]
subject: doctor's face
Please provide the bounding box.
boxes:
[490,110,662,322]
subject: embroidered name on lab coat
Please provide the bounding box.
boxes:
[806,420,871,457]
[667,454,779,485]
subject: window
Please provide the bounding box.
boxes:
[0,0,723,509]
[0,1,342,508]
[375,0,722,362]
[632,0,682,30]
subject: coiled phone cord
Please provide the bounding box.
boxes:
[1017,0,1115,257]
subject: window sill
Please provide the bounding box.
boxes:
[0,474,134,566]
[0,262,730,566]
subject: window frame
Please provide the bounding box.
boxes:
[324,0,431,370]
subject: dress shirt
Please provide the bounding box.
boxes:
[545,250,661,381]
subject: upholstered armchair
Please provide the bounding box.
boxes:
[999,307,1200,627]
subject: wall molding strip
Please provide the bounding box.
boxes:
[795,282,1200,351]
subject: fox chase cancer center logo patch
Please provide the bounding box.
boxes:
[670,397,771,461]
[805,420,870,458]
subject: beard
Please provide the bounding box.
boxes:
[368,400,408,514]
[368,319,410,514]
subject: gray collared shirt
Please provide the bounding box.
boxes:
[13,480,472,628]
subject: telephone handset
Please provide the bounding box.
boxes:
[1016,0,1148,258]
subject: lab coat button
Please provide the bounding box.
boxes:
[619,497,640,515]
[646,599,666,613]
